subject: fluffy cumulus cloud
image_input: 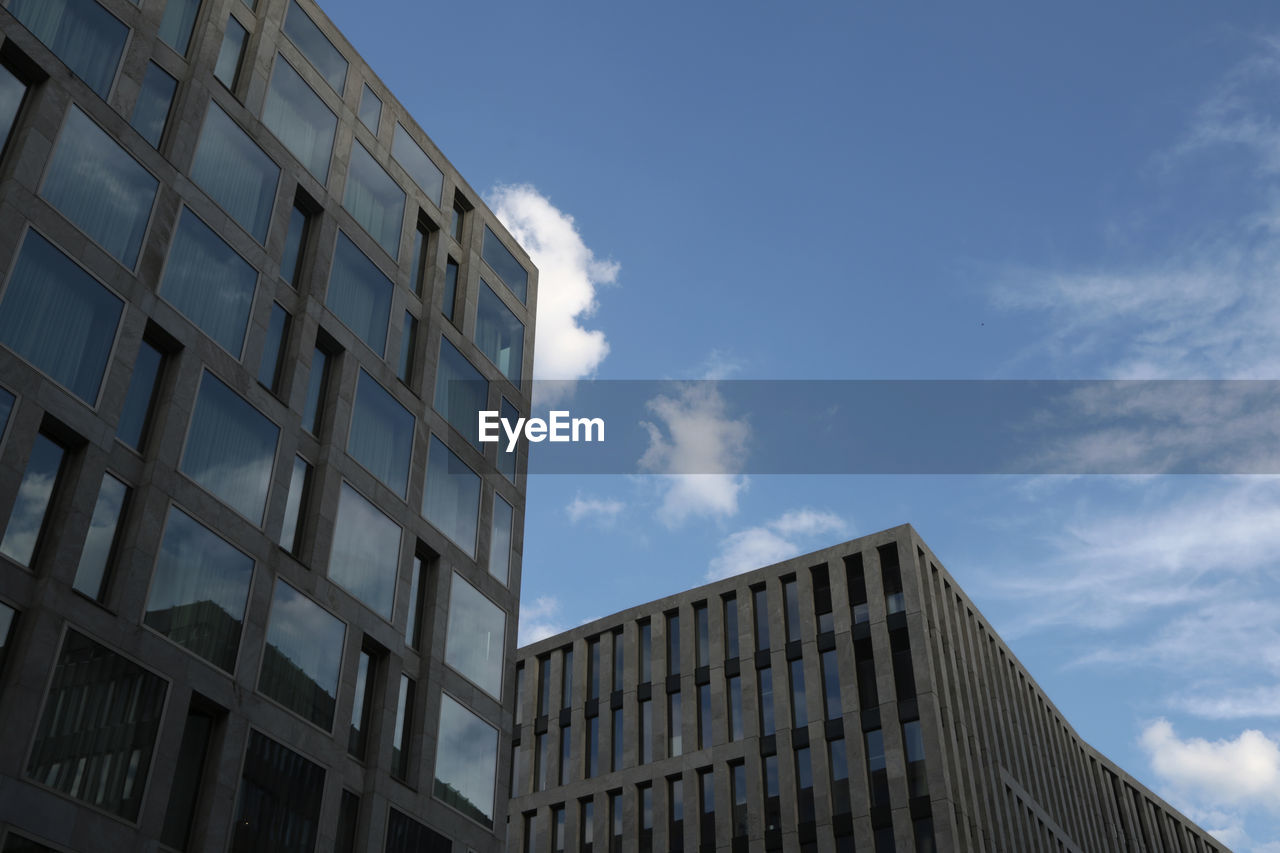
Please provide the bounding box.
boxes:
[489,184,618,382]
[566,494,625,525]
[638,383,751,527]
[1140,719,1280,811]
[707,509,848,580]
[519,594,568,645]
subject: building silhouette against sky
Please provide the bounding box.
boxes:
[509,525,1226,853]
[0,0,534,850]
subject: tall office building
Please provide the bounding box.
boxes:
[509,525,1225,853]
[0,1,534,851]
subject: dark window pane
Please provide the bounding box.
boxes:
[694,604,709,667]
[386,807,450,853]
[158,0,202,56]
[790,657,807,727]
[280,203,310,286]
[476,281,523,386]
[612,707,623,770]
[343,142,403,258]
[397,312,416,383]
[482,225,528,303]
[442,257,459,321]
[698,683,712,749]
[753,586,770,649]
[559,724,571,784]
[190,103,279,243]
[278,455,311,554]
[758,666,775,736]
[302,346,328,434]
[423,435,480,557]
[348,649,374,758]
[392,124,443,207]
[214,15,248,89]
[282,0,347,92]
[0,601,14,674]
[27,630,168,820]
[162,209,257,355]
[822,648,842,720]
[667,612,680,675]
[328,231,393,355]
[668,691,682,757]
[409,226,426,296]
[72,473,128,600]
[489,494,513,584]
[231,730,325,853]
[0,434,65,567]
[259,581,345,729]
[258,303,290,391]
[116,340,163,450]
[783,577,800,643]
[727,674,742,741]
[330,482,401,619]
[723,595,739,659]
[160,707,215,851]
[348,369,414,497]
[498,397,518,481]
[434,338,487,448]
[434,694,498,828]
[336,791,359,853]
[131,62,177,148]
[181,372,279,523]
[390,673,414,780]
[450,202,464,241]
[9,0,126,98]
[405,554,427,648]
[358,83,381,133]
[263,55,336,182]
[0,66,23,151]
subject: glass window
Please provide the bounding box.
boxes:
[639,620,651,683]
[442,257,459,321]
[181,372,279,523]
[666,611,680,675]
[489,494,513,584]
[329,482,401,619]
[158,0,202,56]
[145,505,253,671]
[612,629,624,691]
[668,691,682,757]
[42,106,157,269]
[698,682,712,748]
[723,595,739,659]
[0,387,13,441]
[758,666,775,736]
[301,345,328,434]
[1,434,65,567]
[214,15,248,89]
[433,337,487,448]
[343,141,403,258]
[27,630,167,820]
[558,725,572,786]
[390,673,414,781]
[727,674,743,741]
[586,716,599,778]
[131,62,177,148]
[534,732,549,791]
[408,224,427,296]
[8,0,127,99]
[162,209,257,355]
[450,200,465,241]
[562,647,574,708]
[790,657,808,727]
[783,577,801,643]
[282,0,347,93]
[829,736,848,781]
[904,719,928,797]
[866,728,888,806]
[348,369,413,497]
[190,102,280,243]
[434,694,499,828]
[639,699,652,763]
[0,231,122,404]
[335,791,359,853]
[482,225,528,303]
[278,455,311,554]
[553,804,567,852]
[445,572,506,698]
[358,83,381,133]
[386,809,450,853]
[764,753,779,798]
[611,707,622,770]
[588,637,600,700]
[536,655,550,717]
[279,202,310,286]
[160,705,216,852]
[259,580,344,729]
[117,340,163,451]
[694,603,709,667]
[753,586,770,649]
[327,231,393,355]
[0,68,24,159]
[405,553,428,648]
[230,730,325,853]
[822,648,842,720]
[392,123,443,207]
[72,472,129,600]
[262,55,336,182]
[476,282,524,386]
[258,303,290,392]
[397,311,416,383]
[422,435,480,556]
[498,397,519,481]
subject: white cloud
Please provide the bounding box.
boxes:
[707,509,848,580]
[489,184,618,383]
[1140,719,1280,812]
[639,383,750,527]
[519,594,567,646]
[566,494,625,525]
[1178,686,1280,720]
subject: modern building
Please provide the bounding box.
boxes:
[509,524,1226,853]
[0,1,535,851]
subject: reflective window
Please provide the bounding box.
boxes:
[666,611,680,675]
[282,0,347,93]
[758,666,775,735]
[866,728,888,806]
[358,83,381,133]
[343,141,403,257]
[231,730,325,853]
[829,736,848,780]
[409,224,428,296]
[561,647,574,708]
[190,102,279,243]
[498,397,519,481]
[330,483,400,619]
[433,337,487,448]
[638,621,651,683]
[489,494,513,584]
[727,673,743,740]
[790,657,807,727]
[259,580,345,729]
[586,716,599,778]
[72,473,129,600]
[392,123,443,207]
[335,791,359,853]
[482,225,528,303]
[390,674,414,781]
[397,311,416,383]
[386,808,450,853]
[145,505,253,671]
[348,369,413,497]
[27,630,167,820]
[476,282,524,386]
[434,694,498,828]
[753,586,770,649]
[903,719,928,797]
[158,0,202,56]
[822,648,842,720]
[0,434,64,567]
[9,0,126,98]
[117,340,163,451]
[668,691,682,757]
[42,106,157,268]
[0,231,122,404]
[258,303,290,392]
[0,65,25,152]
[445,572,505,698]
[423,435,480,556]
[783,577,801,643]
[723,594,739,659]
[450,200,465,241]
[263,55,336,182]
[764,753,779,798]
[278,455,311,554]
[327,231,393,355]
[348,649,375,757]
[131,62,177,148]
[162,209,257,355]
[214,15,248,89]
[301,345,328,434]
[442,257,459,321]
[279,202,310,286]
[405,554,428,648]
[639,698,651,763]
[694,603,709,667]
[181,372,279,523]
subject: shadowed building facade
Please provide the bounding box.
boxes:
[509,524,1226,853]
[0,1,535,850]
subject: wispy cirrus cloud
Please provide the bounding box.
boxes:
[707,509,848,581]
[566,494,626,526]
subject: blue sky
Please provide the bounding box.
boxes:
[322,3,1280,847]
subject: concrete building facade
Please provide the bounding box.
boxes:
[0,1,534,850]
[509,525,1225,853]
